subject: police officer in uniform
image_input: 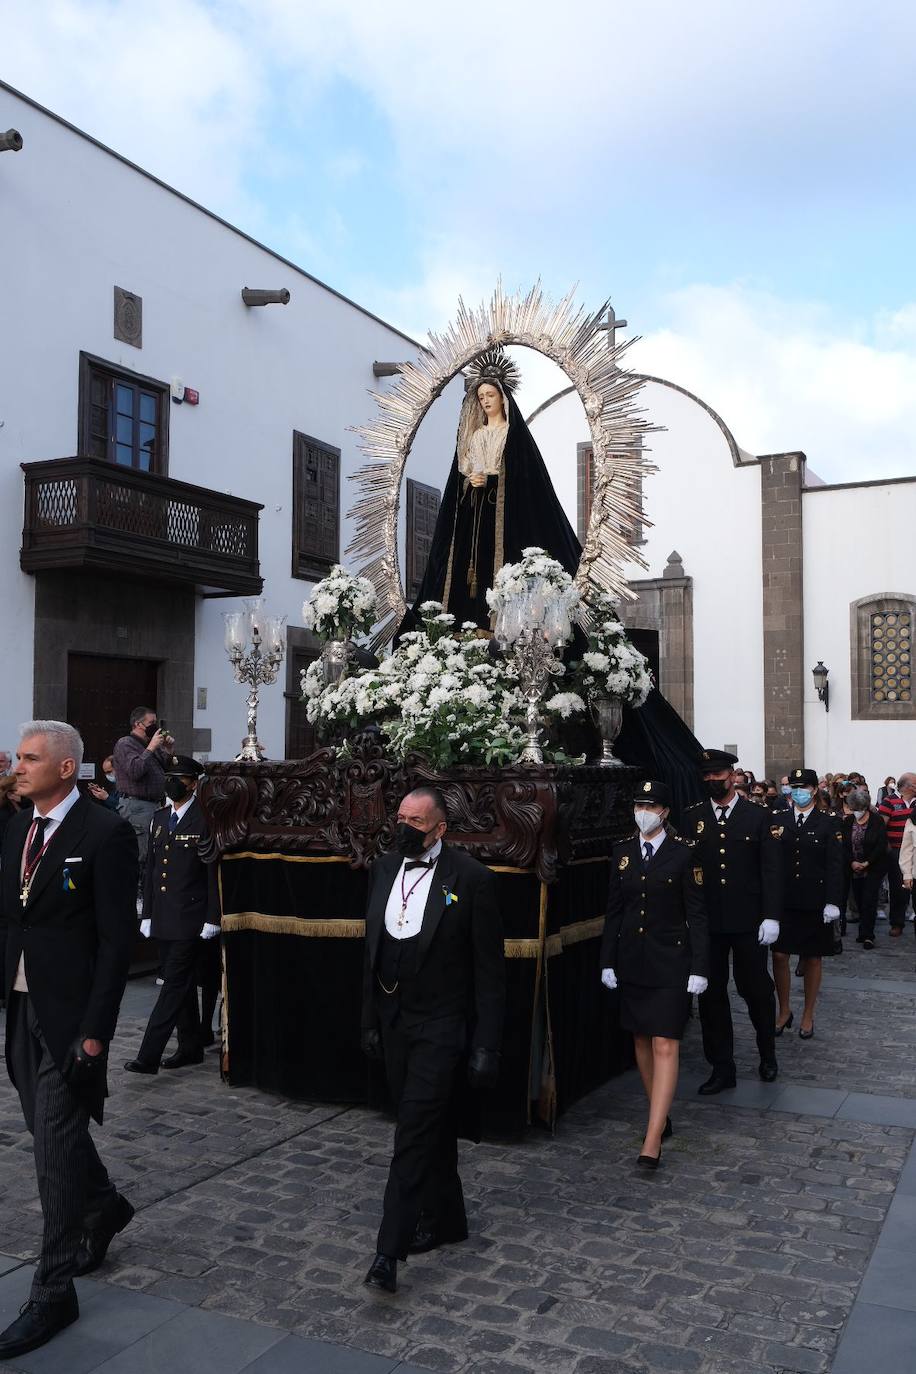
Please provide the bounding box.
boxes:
[600,781,709,1168]
[124,756,219,1074]
[772,767,844,1038]
[682,748,783,1094]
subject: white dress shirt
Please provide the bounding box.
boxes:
[14,786,81,993]
[384,839,443,940]
[710,794,740,822]
[640,829,667,859]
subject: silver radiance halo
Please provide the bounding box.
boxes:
[348,281,656,646]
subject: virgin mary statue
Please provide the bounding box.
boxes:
[399,349,582,635]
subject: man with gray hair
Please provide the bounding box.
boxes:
[0,721,138,1359]
[0,749,11,775]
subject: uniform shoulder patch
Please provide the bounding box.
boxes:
[618,855,630,871]
[693,866,704,886]
[695,819,705,835]
[770,824,784,839]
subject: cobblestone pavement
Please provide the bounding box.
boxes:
[3,930,916,1373]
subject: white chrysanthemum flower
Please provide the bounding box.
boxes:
[545,692,586,718]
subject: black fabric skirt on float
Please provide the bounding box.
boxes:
[619,983,692,1040]
[773,907,837,958]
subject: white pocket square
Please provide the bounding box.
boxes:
[64,857,83,863]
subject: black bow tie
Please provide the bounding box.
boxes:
[404,858,434,871]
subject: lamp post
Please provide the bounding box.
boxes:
[223,598,286,761]
[494,579,576,765]
[812,661,830,712]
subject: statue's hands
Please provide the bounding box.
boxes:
[469,473,488,488]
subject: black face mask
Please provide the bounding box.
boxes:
[705,778,731,802]
[164,777,191,804]
[394,821,434,857]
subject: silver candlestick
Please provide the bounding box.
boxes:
[224,602,286,762]
[513,627,565,765]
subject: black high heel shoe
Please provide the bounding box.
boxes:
[662,1116,673,1141]
[799,1022,815,1040]
[775,1012,794,1036]
[637,1146,662,1170]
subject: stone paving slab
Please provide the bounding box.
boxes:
[2,940,916,1371]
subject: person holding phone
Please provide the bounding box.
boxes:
[111,708,175,881]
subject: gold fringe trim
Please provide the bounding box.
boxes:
[221,853,531,874]
[221,852,351,865]
[558,916,605,949]
[222,913,366,937]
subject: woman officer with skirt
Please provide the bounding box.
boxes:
[600,781,710,1169]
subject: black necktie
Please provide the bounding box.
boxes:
[717,807,727,825]
[404,858,433,872]
[168,810,179,833]
[643,842,653,864]
[796,812,805,830]
[27,817,50,868]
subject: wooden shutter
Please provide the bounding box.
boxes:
[406,478,441,601]
[292,432,340,580]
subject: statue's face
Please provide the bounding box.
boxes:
[477,383,505,420]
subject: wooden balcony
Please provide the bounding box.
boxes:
[20,457,263,595]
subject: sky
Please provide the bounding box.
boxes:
[5,0,916,479]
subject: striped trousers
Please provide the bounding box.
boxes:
[7,994,117,1301]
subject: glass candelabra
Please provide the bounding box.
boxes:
[494,579,577,765]
[223,598,287,761]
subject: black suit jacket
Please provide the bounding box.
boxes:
[143,797,219,940]
[600,833,710,988]
[681,795,783,934]
[362,842,505,1054]
[778,807,845,911]
[1,795,138,1122]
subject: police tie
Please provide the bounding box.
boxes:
[796,812,805,830]
[717,807,728,825]
[643,842,653,865]
[168,811,179,833]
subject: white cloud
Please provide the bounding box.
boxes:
[630,284,916,480]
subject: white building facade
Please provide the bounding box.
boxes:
[530,376,916,785]
[0,81,460,769]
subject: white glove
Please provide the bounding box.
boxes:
[823,904,840,924]
[139,919,151,939]
[687,975,708,995]
[200,923,220,940]
[758,919,780,946]
[601,967,618,990]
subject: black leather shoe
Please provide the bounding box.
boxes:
[0,1290,79,1359]
[758,1059,779,1082]
[408,1223,468,1255]
[73,1194,134,1276]
[698,1071,736,1095]
[124,1059,158,1075]
[364,1253,397,1292]
[162,1049,204,1069]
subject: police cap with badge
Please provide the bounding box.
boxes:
[635,780,671,807]
[788,767,818,788]
[698,748,739,774]
[164,755,204,779]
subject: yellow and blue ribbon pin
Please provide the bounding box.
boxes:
[62,866,76,892]
[443,885,458,906]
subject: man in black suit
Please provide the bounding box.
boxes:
[0,721,138,1359]
[362,786,505,1294]
[681,747,783,1094]
[124,755,219,1074]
